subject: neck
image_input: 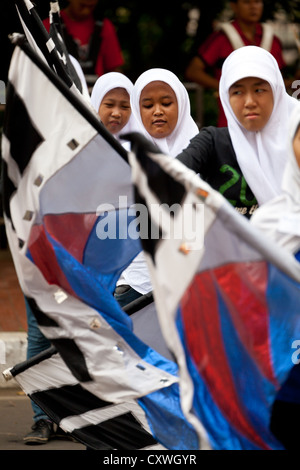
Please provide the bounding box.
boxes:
[236,19,257,41]
[65,7,75,20]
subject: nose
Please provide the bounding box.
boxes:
[244,92,256,108]
[153,103,163,115]
[111,107,121,117]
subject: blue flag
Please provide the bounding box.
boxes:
[1,40,199,450]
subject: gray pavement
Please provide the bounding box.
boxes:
[0,387,85,450]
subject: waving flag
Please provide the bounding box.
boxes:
[14,0,83,95]
[3,297,168,450]
[47,1,91,98]
[3,295,182,450]
[126,133,300,450]
[1,37,200,450]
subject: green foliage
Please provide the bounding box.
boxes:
[33,1,300,82]
[265,1,300,22]
[99,1,197,81]
[97,0,300,80]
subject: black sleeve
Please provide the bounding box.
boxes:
[176,127,215,175]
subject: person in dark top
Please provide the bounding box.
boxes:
[177,126,257,219]
[177,46,299,218]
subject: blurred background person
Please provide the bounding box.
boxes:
[43,0,124,89]
[185,0,297,127]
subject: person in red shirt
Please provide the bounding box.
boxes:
[43,0,124,78]
[185,0,287,127]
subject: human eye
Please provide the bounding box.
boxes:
[255,81,271,93]
[255,87,269,95]
[229,89,242,97]
[142,103,153,109]
[161,97,175,108]
[229,84,243,96]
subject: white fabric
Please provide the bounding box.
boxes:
[69,55,90,99]
[90,72,139,150]
[219,22,274,52]
[219,45,299,206]
[130,68,199,157]
[116,251,151,294]
[119,69,199,294]
[219,23,245,49]
[251,103,300,254]
[260,23,275,51]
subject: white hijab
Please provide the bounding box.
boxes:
[130,68,199,157]
[117,70,198,294]
[251,103,300,254]
[219,46,298,206]
[90,72,138,148]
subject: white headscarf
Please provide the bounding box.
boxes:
[219,45,298,206]
[91,72,138,148]
[130,68,199,157]
[251,103,300,254]
[117,70,198,294]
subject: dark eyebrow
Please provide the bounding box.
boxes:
[141,95,174,103]
[229,83,242,90]
[252,80,270,87]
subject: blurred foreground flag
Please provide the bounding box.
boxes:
[126,133,300,450]
[1,39,200,450]
[14,0,85,96]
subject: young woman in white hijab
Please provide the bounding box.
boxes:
[114,68,199,307]
[251,104,300,450]
[176,45,299,217]
[91,72,138,150]
[251,104,300,254]
[220,45,298,206]
[130,68,199,157]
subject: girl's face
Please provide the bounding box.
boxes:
[293,125,300,168]
[230,0,264,25]
[98,88,131,135]
[67,0,99,21]
[229,76,274,132]
[139,81,178,139]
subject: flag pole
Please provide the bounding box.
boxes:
[2,346,57,381]
[123,291,154,315]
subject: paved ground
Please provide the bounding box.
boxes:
[0,388,85,450]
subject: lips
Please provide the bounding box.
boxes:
[245,113,259,119]
[153,119,166,125]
